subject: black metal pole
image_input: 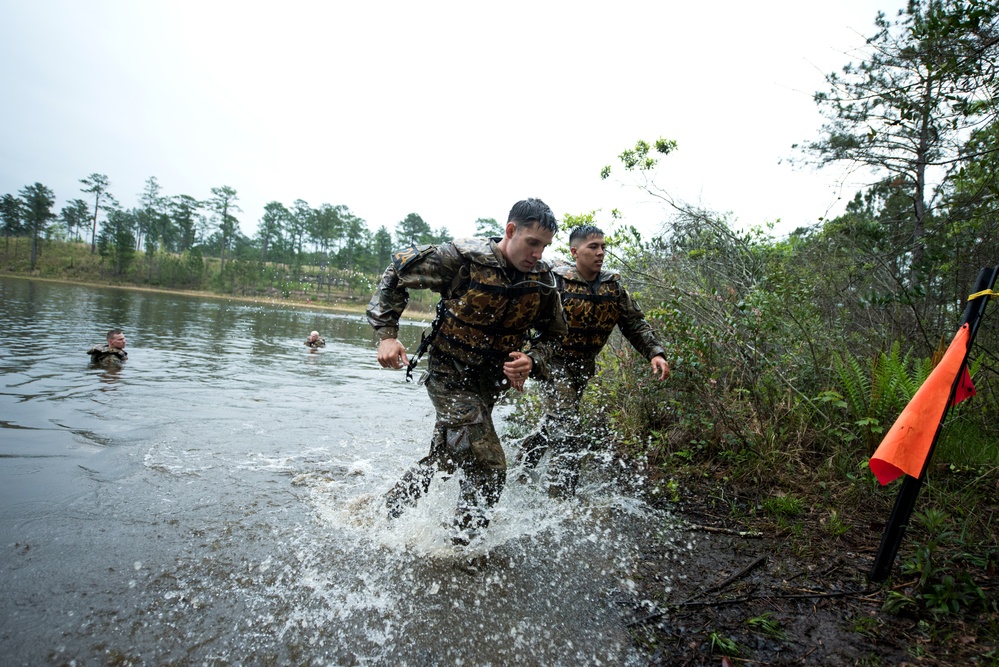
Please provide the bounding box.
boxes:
[868,266,999,583]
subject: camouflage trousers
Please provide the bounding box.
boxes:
[385,353,511,538]
[516,360,592,498]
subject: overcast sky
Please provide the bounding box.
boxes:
[1,1,888,242]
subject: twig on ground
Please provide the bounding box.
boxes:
[627,558,879,626]
[682,556,769,604]
[687,523,764,538]
[678,587,878,608]
[628,556,768,627]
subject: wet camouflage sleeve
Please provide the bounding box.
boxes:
[616,286,666,361]
[365,243,464,341]
[524,279,567,381]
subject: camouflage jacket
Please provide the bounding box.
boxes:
[366,238,567,378]
[87,344,128,363]
[305,338,326,348]
[539,264,664,375]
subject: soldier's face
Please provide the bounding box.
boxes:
[502,222,553,272]
[109,333,126,349]
[571,234,606,280]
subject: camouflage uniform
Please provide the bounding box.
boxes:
[305,337,326,348]
[520,264,665,497]
[367,238,566,539]
[87,344,128,364]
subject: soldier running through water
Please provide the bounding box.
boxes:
[366,198,566,545]
[518,225,670,498]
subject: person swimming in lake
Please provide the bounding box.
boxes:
[305,331,326,348]
[87,329,128,364]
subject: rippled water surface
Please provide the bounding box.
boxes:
[0,276,685,666]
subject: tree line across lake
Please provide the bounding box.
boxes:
[1,175,508,304]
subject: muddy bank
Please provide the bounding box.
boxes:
[624,477,996,666]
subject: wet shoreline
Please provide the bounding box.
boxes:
[0,271,435,320]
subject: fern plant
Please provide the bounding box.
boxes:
[832,342,934,453]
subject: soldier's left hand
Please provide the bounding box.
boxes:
[651,356,670,381]
[377,338,409,369]
[504,351,532,392]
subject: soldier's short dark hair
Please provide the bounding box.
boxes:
[569,225,604,246]
[508,198,558,234]
[106,329,123,341]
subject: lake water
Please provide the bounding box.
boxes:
[0,276,688,666]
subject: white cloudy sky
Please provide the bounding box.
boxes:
[1,1,888,241]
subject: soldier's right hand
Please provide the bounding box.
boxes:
[377,338,409,369]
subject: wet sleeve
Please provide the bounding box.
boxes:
[616,285,666,361]
[526,275,568,380]
[365,244,460,340]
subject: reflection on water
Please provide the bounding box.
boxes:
[0,276,687,665]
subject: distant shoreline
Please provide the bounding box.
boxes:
[0,273,434,322]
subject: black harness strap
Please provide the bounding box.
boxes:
[406,297,446,382]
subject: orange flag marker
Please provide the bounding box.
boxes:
[869,324,974,485]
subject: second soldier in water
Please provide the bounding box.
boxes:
[518,225,670,498]
[305,331,326,348]
[87,329,128,365]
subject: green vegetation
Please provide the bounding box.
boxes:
[709,631,742,657]
[747,613,787,641]
[3,1,997,663]
[587,2,997,663]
